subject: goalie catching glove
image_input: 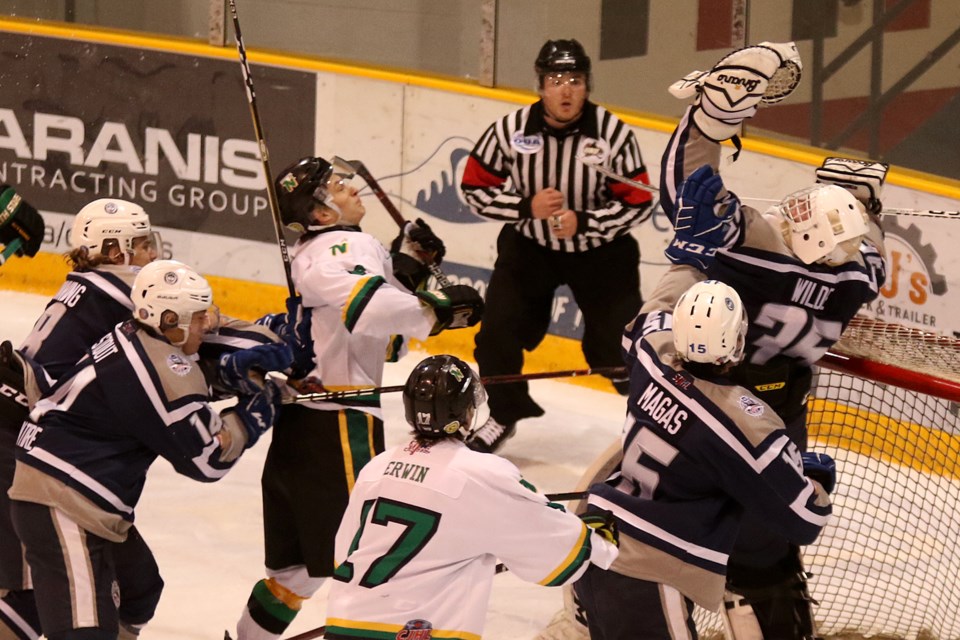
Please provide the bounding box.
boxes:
[0,185,44,262]
[816,156,888,215]
[416,285,484,335]
[669,41,802,141]
[665,164,742,271]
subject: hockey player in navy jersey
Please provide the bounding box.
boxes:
[573,279,835,639]
[7,259,290,640]
[234,157,484,640]
[324,354,619,640]
[656,41,886,638]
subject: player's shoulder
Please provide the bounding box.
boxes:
[697,378,785,449]
[116,320,208,399]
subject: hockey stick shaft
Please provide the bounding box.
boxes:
[284,365,627,404]
[574,153,659,194]
[0,237,23,266]
[345,159,453,288]
[228,0,296,298]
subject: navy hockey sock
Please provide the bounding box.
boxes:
[0,589,41,640]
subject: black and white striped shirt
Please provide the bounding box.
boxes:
[461,100,653,252]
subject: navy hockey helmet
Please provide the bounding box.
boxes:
[403,355,486,440]
[275,156,334,233]
[535,39,592,87]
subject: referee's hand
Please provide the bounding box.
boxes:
[531,188,564,219]
[548,209,577,239]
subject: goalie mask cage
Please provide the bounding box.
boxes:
[694,315,960,640]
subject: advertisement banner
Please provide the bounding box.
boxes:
[0,31,315,256]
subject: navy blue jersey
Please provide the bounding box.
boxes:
[659,106,886,416]
[587,309,832,610]
[19,267,137,381]
[10,319,249,542]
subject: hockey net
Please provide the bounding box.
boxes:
[694,314,960,640]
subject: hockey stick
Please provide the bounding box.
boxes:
[285,365,627,404]
[228,0,296,298]
[574,150,659,195]
[0,237,23,266]
[334,156,453,288]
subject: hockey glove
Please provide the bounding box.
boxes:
[801,451,836,495]
[256,296,314,379]
[416,285,484,336]
[580,510,619,548]
[0,185,44,260]
[217,342,293,397]
[232,378,282,449]
[665,165,742,271]
[391,218,446,265]
[669,42,801,141]
[815,157,889,215]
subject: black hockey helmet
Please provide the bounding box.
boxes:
[403,355,486,439]
[535,39,591,87]
[274,156,334,232]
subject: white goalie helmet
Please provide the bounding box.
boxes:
[71,198,151,257]
[132,260,213,344]
[776,184,869,265]
[673,280,748,365]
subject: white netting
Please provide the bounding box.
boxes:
[694,314,960,640]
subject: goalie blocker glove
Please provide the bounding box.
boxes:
[665,164,742,271]
[669,41,801,141]
[816,156,889,215]
[416,285,484,335]
[0,184,44,259]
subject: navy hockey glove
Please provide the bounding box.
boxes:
[416,285,484,335]
[801,451,836,494]
[665,165,741,271]
[580,510,619,547]
[218,342,293,397]
[0,185,44,261]
[233,378,282,449]
[256,296,314,379]
[391,218,446,265]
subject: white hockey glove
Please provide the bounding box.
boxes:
[815,156,889,215]
[669,41,802,141]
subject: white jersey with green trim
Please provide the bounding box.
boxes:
[291,226,435,417]
[325,437,618,640]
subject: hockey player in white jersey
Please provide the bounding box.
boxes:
[572,280,835,639]
[8,259,290,640]
[324,354,619,639]
[235,158,485,639]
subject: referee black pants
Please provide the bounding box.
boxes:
[475,225,641,425]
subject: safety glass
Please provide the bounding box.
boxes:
[543,72,587,88]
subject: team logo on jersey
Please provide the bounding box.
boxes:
[404,439,433,455]
[577,138,611,166]
[166,353,192,376]
[511,131,543,154]
[396,619,433,639]
[738,395,764,417]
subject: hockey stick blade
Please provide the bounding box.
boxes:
[285,365,627,404]
[574,151,659,194]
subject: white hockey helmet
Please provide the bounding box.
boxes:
[776,184,869,265]
[673,280,747,365]
[132,260,212,344]
[71,198,151,258]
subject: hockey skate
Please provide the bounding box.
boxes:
[466,416,516,453]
